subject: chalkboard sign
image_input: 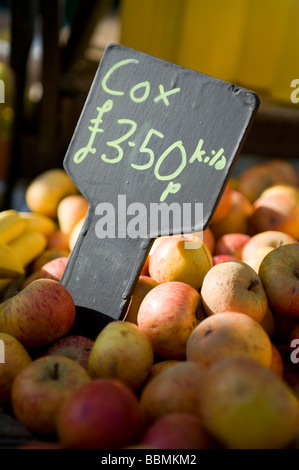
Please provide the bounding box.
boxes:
[61,43,259,338]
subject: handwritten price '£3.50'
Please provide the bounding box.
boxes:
[73,58,227,202]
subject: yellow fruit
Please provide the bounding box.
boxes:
[199,357,299,449]
[0,210,27,244]
[57,195,89,236]
[9,231,48,267]
[88,321,154,391]
[25,169,78,218]
[18,212,57,237]
[0,243,25,278]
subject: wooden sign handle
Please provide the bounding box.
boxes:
[61,207,153,339]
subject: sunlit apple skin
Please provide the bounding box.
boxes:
[259,244,299,317]
[242,230,298,263]
[87,321,154,391]
[186,311,273,369]
[137,281,205,360]
[250,185,299,239]
[0,279,76,349]
[201,260,268,323]
[148,236,212,291]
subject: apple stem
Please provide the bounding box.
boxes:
[248,278,260,290]
[295,269,299,279]
[52,362,59,380]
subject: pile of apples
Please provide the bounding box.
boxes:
[1,159,299,450]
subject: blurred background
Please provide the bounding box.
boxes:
[0,0,298,210]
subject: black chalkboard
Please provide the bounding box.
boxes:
[61,43,259,338]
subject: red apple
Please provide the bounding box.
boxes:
[139,361,207,424]
[213,254,238,265]
[141,412,212,449]
[56,379,144,449]
[250,184,299,238]
[43,335,94,370]
[0,279,76,349]
[137,281,205,360]
[237,163,287,203]
[11,355,91,436]
[214,233,251,259]
[125,275,158,324]
[210,190,254,238]
[22,256,69,288]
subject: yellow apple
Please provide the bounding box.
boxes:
[148,235,213,291]
[200,260,268,323]
[198,356,299,449]
[57,194,89,236]
[25,168,78,218]
[88,321,154,391]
